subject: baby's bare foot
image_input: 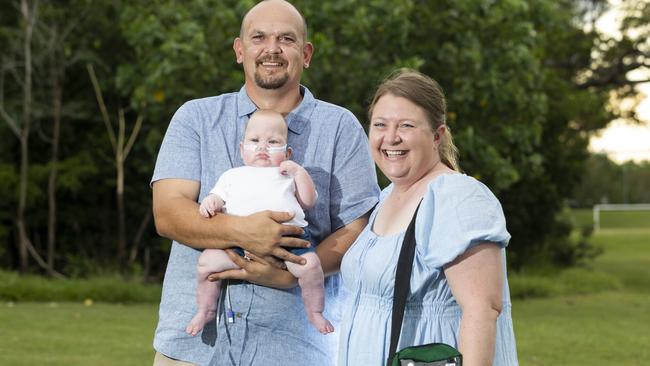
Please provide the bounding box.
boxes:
[308,313,334,335]
[185,311,216,336]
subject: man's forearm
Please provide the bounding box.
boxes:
[315,214,369,276]
[153,179,307,263]
[154,193,241,250]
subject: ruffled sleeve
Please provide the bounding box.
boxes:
[415,174,510,269]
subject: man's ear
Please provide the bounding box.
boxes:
[286,146,293,160]
[239,142,244,156]
[302,42,314,68]
[233,37,243,64]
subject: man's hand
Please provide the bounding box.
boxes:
[234,210,310,265]
[207,250,298,289]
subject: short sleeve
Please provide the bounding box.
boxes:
[415,174,510,269]
[151,101,202,185]
[329,112,380,229]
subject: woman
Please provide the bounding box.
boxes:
[338,69,518,365]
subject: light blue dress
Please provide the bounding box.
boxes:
[339,174,519,366]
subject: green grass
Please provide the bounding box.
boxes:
[508,267,623,299]
[591,228,650,291]
[0,302,157,366]
[514,291,650,365]
[514,226,650,365]
[572,208,594,228]
[572,208,650,229]
[0,216,647,365]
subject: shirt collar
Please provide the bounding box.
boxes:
[236,85,315,135]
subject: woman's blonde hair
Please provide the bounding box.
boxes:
[368,68,460,171]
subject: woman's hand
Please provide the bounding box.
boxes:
[207,249,298,289]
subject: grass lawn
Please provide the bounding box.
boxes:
[0,218,648,365]
[572,208,650,230]
[591,229,650,291]
[514,291,650,365]
[514,223,650,365]
[0,302,157,366]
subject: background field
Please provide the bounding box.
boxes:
[572,208,650,230]
[514,221,650,365]
[0,303,156,366]
[0,211,648,365]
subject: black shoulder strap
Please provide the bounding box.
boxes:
[387,201,422,366]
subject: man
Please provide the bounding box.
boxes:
[150,1,379,365]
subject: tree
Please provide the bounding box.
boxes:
[298,0,647,268]
[1,0,648,276]
[573,154,650,206]
[87,63,144,267]
[38,2,88,276]
[0,0,42,273]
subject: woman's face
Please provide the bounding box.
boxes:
[369,93,441,186]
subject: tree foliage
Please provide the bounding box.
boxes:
[0,0,647,276]
[572,154,650,206]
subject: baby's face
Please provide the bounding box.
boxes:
[241,112,289,167]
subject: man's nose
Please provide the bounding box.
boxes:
[265,38,281,54]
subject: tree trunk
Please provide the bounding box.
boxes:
[16,0,37,273]
[116,109,126,266]
[47,45,62,276]
[86,65,143,272]
[16,134,30,272]
[129,206,152,265]
[116,156,126,265]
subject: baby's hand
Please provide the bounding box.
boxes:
[199,194,224,218]
[279,160,304,177]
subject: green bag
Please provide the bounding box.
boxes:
[391,343,462,366]
[387,202,462,366]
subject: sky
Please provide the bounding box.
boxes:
[588,1,650,163]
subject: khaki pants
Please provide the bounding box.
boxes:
[153,352,197,366]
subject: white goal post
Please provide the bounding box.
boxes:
[592,203,650,231]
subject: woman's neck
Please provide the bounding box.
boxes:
[391,162,455,197]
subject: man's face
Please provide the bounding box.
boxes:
[233,1,313,91]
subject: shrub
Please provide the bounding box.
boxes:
[0,271,161,303]
[509,267,622,300]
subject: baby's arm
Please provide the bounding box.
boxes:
[199,193,225,218]
[279,160,317,209]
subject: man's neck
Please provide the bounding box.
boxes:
[245,83,303,116]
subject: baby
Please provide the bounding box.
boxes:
[185,109,334,336]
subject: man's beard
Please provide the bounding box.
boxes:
[254,71,289,89]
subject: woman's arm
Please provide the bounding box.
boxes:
[444,242,504,366]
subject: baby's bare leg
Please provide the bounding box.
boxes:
[285,252,334,334]
[186,249,239,336]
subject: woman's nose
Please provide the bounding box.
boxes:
[386,127,401,144]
